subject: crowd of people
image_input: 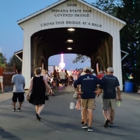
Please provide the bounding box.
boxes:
[51,69,74,88]
[10,66,121,133]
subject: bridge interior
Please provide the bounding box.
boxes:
[30,28,113,72]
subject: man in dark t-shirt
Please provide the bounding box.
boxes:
[101,67,121,127]
[74,66,102,132]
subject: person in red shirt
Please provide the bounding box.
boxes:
[97,71,104,79]
[0,67,4,93]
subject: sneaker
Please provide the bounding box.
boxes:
[104,119,110,128]
[17,108,21,111]
[87,127,93,132]
[12,108,16,112]
[109,123,114,127]
[82,124,88,129]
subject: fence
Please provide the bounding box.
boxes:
[0,73,15,92]
[3,73,15,86]
[0,65,15,91]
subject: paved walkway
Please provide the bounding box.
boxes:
[0,89,140,140]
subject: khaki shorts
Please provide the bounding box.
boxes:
[81,99,95,110]
[0,76,3,83]
[102,99,116,110]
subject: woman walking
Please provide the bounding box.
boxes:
[27,68,52,121]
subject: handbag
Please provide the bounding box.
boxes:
[73,92,78,99]
[26,94,30,101]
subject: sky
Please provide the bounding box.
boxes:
[0,0,95,70]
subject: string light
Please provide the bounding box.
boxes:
[59,53,65,69]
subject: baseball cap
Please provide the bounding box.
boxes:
[84,66,91,71]
[99,71,103,74]
[81,72,86,76]
[107,67,114,72]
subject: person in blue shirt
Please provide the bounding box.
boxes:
[11,68,25,112]
[74,66,102,132]
[101,67,121,127]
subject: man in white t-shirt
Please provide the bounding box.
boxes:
[11,68,25,112]
[59,69,66,86]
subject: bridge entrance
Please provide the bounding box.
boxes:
[31,28,112,73]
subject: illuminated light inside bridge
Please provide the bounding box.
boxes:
[67,39,73,43]
[68,28,75,31]
[67,47,72,50]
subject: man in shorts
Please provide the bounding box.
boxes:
[11,68,25,112]
[74,66,102,132]
[101,67,121,127]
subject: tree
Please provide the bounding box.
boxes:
[72,54,89,63]
[9,55,22,69]
[0,53,6,68]
[117,0,140,86]
[92,0,122,16]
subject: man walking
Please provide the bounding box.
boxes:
[59,69,66,87]
[11,68,25,112]
[74,67,102,132]
[101,67,121,127]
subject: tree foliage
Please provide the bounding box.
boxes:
[8,55,22,69]
[117,0,140,85]
[0,53,5,68]
[117,0,140,51]
[92,0,122,16]
[72,54,89,63]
